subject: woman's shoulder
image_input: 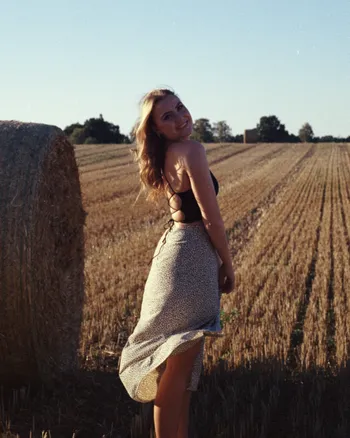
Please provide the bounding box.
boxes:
[168,139,205,159]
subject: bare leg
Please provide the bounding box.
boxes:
[176,390,192,438]
[154,340,202,438]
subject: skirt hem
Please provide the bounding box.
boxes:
[120,328,222,403]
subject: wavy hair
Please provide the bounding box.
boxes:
[130,88,176,205]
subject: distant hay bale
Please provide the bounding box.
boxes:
[0,121,86,386]
[244,128,258,143]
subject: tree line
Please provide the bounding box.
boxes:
[64,114,129,145]
[64,114,350,145]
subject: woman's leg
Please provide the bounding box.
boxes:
[154,340,202,438]
[176,390,192,438]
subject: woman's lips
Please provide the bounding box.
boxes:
[178,120,189,129]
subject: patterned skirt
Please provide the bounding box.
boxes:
[118,221,222,403]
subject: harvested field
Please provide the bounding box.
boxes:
[2,142,350,438]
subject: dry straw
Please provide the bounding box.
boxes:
[0,121,86,386]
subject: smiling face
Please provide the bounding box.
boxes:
[152,94,193,142]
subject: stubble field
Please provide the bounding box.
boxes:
[2,141,350,438]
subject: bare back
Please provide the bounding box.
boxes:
[162,142,190,222]
[162,140,222,227]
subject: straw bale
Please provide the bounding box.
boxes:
[244,128,258,143]
[0,121,86,386]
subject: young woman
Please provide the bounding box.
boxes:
[119,88,235,438]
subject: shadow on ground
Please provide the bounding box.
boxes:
[2,357,350,438]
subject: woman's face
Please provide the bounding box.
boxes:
[152,95,193,142]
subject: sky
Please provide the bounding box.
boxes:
[1,0,349,138]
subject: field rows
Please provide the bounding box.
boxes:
[79,143,307,350]
[4,142,350,438]
[209,144,322,364]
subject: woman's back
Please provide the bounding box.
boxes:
[162,140,220,224]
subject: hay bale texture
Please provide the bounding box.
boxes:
[0,121,86,386]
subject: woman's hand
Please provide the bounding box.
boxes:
[218,262,235,294]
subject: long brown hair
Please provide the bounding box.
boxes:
[130,88,176,205]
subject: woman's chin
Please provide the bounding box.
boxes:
[178,128,193,140]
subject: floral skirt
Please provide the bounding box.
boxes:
[118,221,222,403]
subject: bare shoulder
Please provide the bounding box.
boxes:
[169,139,204,154]
[168,140,206,165]
[183,140,207,171]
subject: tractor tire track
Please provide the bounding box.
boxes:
[244,159,319,319]
[286,150,330,370]
[209,143,261,166]
[326,149,336,368]
[227,143,317,262]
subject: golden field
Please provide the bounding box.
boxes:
[2,142,350,438]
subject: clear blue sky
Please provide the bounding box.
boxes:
[1,0,349,138]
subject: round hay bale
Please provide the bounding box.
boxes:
[0,121,86,386]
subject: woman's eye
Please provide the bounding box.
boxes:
[178,104,184,110]
[164,115,170,120]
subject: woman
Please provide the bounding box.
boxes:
[119,88,235,438]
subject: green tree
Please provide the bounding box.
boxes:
[213,121,232,142]
[63,123,83,137]
[191,118,214,143]
[69,127,87,145]
[83,115,120,143]
[64,114,127,144]
[231,134,244,143]
[84,136,99,144]
[299,123,314,142]
[257,115,289,142]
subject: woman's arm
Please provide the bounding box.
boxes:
[182,140,232,267]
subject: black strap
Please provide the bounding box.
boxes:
[161,170,182,218]
[162,170,177,194]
